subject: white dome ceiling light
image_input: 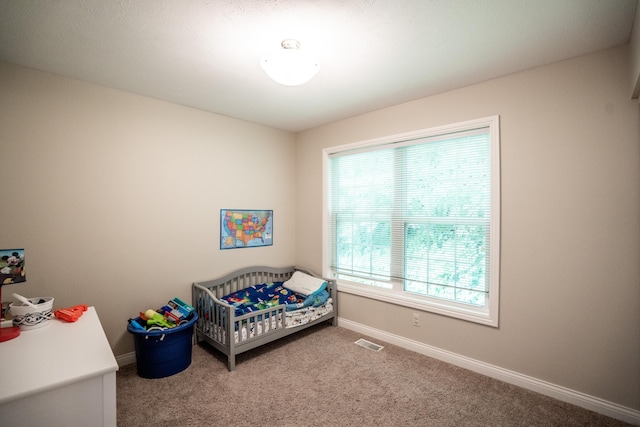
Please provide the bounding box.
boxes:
[260,39,320,86]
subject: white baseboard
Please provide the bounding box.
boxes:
[116,352,136,367]
[338,317,640,426]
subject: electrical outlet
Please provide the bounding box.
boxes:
[412,313,420,327]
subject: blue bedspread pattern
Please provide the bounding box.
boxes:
[221,281,329,316]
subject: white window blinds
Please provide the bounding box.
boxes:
[328,125,494,308]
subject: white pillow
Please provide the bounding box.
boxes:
[283,271,327,296]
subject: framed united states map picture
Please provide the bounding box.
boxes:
[220,209,273,249]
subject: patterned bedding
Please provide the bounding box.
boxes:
[218,281,333,343]
[221,281,329,316]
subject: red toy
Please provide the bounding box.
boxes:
[54,304,88,322]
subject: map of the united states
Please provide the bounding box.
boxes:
[221,210,273,249]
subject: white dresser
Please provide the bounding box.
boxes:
[0,306,118,426]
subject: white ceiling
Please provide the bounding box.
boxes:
[0,0,637,132]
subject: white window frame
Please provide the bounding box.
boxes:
[322,116,500,327]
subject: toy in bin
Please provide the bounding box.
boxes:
[162,297,194,323]
[143,309,176,329]
[128,298,195,331]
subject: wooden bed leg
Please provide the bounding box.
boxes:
[228,355,236,371]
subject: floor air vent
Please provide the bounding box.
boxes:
[354,338,384,352]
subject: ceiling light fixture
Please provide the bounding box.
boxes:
[260,39,320,86]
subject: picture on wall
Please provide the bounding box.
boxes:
[0,248,26,285]
[220,209,273,249]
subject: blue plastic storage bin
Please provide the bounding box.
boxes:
[127,312,198,379]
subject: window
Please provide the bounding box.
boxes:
[323,116,500,326]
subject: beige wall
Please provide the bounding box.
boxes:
[0,61,296,356]
[295,45,640,409]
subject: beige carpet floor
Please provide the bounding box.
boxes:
[116,323,631,426]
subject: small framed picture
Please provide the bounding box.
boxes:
[0,248,26,285]
[220,210,273,249]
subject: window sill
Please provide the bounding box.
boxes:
[338,280,498,327]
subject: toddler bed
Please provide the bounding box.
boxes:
[192,266,337,371]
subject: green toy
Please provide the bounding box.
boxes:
[144,309,176,329]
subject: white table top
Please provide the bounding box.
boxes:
[0,306,119,404]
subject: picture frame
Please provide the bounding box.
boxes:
[220,209,273,249]
[0,248,26,285]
